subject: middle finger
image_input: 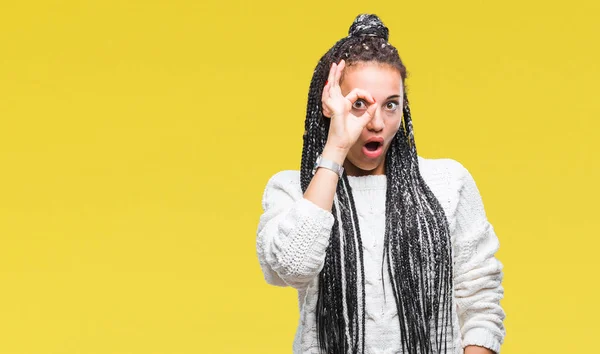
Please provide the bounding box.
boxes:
[334,59,345,87]
[327,62,336,90]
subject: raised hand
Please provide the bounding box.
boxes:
[321,59,377,158]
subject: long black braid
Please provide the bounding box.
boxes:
[299,14,454,354]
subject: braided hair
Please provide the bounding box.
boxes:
[300,14,454,354]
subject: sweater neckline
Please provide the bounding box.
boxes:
[344,155,425,191]
[346,174,387,191]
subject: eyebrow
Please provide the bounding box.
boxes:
[357,94,402,102]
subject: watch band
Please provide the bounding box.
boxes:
[311,154,344,178]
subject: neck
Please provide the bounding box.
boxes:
[343,159,386,177]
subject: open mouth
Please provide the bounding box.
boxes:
[362,139,384,159]
[364,141,382,151]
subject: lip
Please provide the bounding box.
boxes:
[362,136,384,159]
[365,136,384,144]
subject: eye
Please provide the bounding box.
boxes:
[352,99,367,110]
[386,101,400,111]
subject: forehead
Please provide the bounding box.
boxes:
[340,62,403,97]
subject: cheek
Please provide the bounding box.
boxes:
[391,115,403,129]
[386,116,403,139]
[350,140,364,154]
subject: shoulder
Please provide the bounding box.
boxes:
[418,156,482,199]
[261,170,303,209]
[416,155,477,223]
[266,169,301,187]
[264,170,302,196]
[417,155,468,182]
[417,155,470,198]
[418,155,489,233]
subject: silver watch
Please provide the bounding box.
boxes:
[311,154,344,178]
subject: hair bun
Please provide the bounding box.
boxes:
[348,13,389,41]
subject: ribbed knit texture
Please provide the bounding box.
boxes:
[256,156,506,354]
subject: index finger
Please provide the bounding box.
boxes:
[345,88,375,104]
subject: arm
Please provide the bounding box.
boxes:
[255,168,338,289]
[452,162,506,354]
[256,59,374,289]
[304,146,347,212]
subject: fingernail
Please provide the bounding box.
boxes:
[325,80,328,86]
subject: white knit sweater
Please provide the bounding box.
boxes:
[256,156,506,354]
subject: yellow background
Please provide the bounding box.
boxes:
[1,0,598,353]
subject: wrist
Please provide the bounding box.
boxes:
[322,145,348,166]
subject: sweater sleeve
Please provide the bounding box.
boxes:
[255,170,335,289]
[451,162,506,354]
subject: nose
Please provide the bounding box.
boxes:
[366,107,384,132]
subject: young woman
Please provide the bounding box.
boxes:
[256,13,506,354]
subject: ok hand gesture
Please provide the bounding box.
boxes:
[322,59,378,153]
